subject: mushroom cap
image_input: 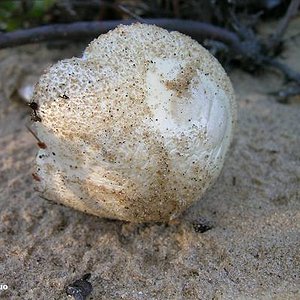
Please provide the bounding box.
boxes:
[32,23,236,222]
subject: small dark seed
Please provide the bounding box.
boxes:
[192,217,213,233]
[66,273,93,300]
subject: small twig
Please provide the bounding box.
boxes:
[0,19,241,50]
[117,4,145,22]
[26,125,47,149]
[263,56,300,83]
[278,85,300,98]
[228,11,300,84]
[172,0,181,18]
[267,0,300,49]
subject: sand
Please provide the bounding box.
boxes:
[0,20,299,299]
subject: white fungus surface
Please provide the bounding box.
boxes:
[32,23,236,222]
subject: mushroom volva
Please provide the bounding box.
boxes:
[31,23,236,222]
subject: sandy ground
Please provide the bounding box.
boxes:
[0,20,299,300]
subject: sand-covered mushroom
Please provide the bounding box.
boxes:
[31,23,236,222]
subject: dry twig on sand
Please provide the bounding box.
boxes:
[0,19,239,50]
[267,0,300,50]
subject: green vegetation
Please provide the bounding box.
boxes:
[0,0,56,31]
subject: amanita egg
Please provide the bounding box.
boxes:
[32,23,236,222]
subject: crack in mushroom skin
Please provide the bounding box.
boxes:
[32,24,236,222]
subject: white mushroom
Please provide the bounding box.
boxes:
[32,23,236,222]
